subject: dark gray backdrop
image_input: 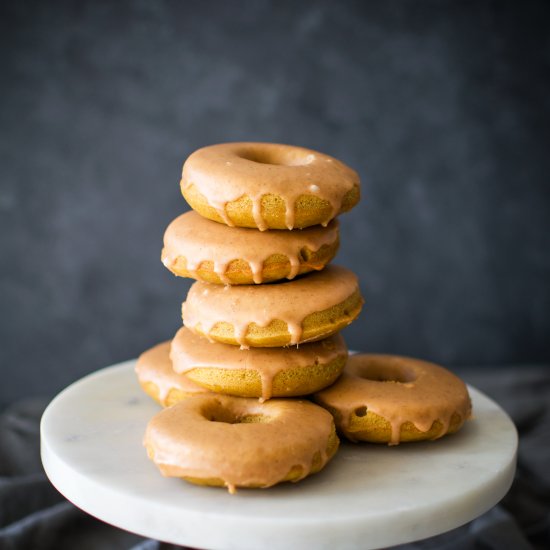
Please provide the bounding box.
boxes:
[1,0,549,407]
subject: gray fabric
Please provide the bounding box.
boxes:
[0,367,548,549]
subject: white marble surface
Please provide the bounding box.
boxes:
[41,361,517,550]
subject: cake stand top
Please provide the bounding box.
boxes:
[41,361,517,550]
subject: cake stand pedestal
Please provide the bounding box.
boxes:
[41,360,517,550]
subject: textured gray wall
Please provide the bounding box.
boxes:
[1,0,549,406]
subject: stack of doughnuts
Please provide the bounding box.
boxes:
[138,142,472,494]
[138,143,362,492]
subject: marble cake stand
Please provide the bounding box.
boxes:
[41,360,517,550]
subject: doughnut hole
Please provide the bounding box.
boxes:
[235,146,314,167]
[201,400,271,425]
[354,360,418,385]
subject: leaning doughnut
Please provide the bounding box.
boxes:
[135,341,211,407]
[181,142,360,230]
[162,211,339,285]
[182,265,363,348]
[144,395,339,493]
[313,354,472,445]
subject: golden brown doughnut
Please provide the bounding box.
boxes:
[135,341,210,407]
[313,354,472,445]
[162,211,339,285]
[181,142,360,230]
[144,394,339,493]
[182,265,363,348]
[170,327,348,401]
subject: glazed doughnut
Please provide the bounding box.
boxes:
[144,394,339,493]
[162,211,339,285]
[170,327,348,401]
[313,354,472,445]
[181,142,360,230]
[182,265,363,348]
[135,341,210,407]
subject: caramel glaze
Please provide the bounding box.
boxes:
[182,265,360,348]
[162,211,339,284]
[135,341,208,401]
[170,326,347,402]
[314,354,472,445]
[181,143,360,230]
[144,395,337,493]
